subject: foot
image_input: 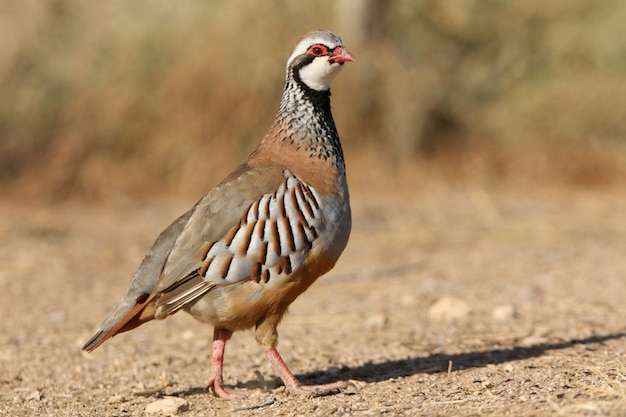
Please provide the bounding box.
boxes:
[260,343,352,397]
[207,327,243,399]
[207,375,238,399]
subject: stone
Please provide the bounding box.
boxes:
[107,394,125,404]
[492,304,517,321]
[427,296,470,322]
[145,397,189,416]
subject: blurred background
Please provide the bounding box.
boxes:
[1,0,625,201]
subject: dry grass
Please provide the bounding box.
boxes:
[1,1,626,200]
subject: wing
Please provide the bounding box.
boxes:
[154,168,325,316]
[82,164,283,352]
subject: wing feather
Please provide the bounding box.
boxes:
[151,168,326,315]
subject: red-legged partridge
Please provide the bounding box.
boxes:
[83,31,355,398]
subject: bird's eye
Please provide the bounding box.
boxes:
[308,45,327,56]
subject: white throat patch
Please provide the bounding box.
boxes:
[298,57,343,91]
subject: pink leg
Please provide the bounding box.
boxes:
[259,343,351,396]
[207,327,236,399]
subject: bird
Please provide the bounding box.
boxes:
[82,30,355,399]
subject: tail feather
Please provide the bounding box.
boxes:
[82,208,195,352]
[82,293,156,352]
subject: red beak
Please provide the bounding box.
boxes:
[329,47,355,64]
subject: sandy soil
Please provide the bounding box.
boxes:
[1,183,625,416]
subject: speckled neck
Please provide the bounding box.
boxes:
[273,67,346,174]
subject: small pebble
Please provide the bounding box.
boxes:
[107,394,126,404]
[364,313,388,328]
[427,296,470,322]
[26,390,41,401]
[145,396,189,416]
[492,304,517,321]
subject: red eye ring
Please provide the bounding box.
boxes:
[307,44,328,57]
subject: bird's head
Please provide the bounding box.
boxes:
[287,31,355,92]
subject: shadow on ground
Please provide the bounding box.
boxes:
[330,332,626,383]
[171,332,626,397]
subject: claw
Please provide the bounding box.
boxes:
[207,377,244,399]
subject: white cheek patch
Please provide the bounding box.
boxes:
[298,57,342,91]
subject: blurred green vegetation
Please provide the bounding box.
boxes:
[1,0,625,199]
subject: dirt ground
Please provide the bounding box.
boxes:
[1,182,625,416]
